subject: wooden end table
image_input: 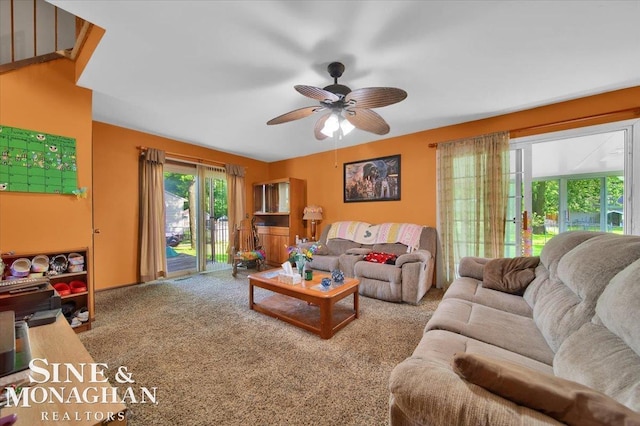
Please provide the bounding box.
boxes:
[248,270,359,339]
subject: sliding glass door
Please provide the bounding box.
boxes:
[507,120,639,256]
[199,166,229,272]
[164,162,229,276]
[164,162,198,275]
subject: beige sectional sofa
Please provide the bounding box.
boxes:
[389,231,640,425]
[306,222,437,304]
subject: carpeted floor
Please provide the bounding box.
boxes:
[80,270,443,425]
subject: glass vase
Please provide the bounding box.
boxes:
[295,259,306,276]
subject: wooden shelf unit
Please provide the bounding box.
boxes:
[1,247,92,333]
[253,177,305,266]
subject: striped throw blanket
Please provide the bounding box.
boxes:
[326,221,375,244]
[327,221,423,252]
[373,223,423,252]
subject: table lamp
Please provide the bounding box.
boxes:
[303,205,323,241]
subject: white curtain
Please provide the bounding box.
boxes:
[437,131,510,286]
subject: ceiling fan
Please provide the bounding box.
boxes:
[267,62,407,140]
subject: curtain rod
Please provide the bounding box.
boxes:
[427,107,640,148]
[137,146,226,168]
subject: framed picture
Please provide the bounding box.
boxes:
[343,155,401,203]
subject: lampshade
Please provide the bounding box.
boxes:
[303,205,323,221]
[320,113,354,138]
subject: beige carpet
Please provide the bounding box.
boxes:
[80,270,443,425]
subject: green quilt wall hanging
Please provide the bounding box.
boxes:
[0,124,78,194]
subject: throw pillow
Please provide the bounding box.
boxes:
[483,256,540,295]
[452,352,640,426]
[363,252,397,265]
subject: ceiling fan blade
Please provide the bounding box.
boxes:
[295,85,340,103]
[266,106,321,125]
[344,87,407,109]
[314,113,331,140]
[345,108,391,135]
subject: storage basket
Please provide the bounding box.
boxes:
[31,254,50,273]
[68,253,84,266]
[10,258,31,277]
[49,254,68,274]
[69,280,87,293]
[67,264,84,273]
[53,282,71,296]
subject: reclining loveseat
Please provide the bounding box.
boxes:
[305,221,437,304]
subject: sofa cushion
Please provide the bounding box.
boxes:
[533,233,640,352]
[554,322,640,412]
[443,277,533,317]
[523,264,550,308]
[425,298,554,364]
[308,255,339,272]
[345,248,372,255]
[325,238,361,256]
[453,352,640,426]
[554,259,640,411]
[483,256,540,295]
[354,261,402,283]
[413,330,552,374]
[372,243,409,256]
[538,230,606,278]
[593,257,640,355]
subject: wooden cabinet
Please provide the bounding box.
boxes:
[253,178,305,266]
[1,247,92,333]
[257,226,290,266]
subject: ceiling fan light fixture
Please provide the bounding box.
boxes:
[340,118,355,135]
[321,112,354,138]
[320,113,340,137]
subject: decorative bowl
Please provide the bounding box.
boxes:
[321,277,332,287]
[10,258,31,277]
[331,269,345,283]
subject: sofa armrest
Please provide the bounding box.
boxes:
[396,250,431,267]
[389,357,561,426]
[458,256,491,280]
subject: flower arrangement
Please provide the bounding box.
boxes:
[286,243,321,263]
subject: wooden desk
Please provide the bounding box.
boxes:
[2,317,127,425]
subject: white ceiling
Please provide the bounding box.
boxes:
[48,0,640,162]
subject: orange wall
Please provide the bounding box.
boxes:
[92,122,269,290]
[0,59,93,255]
[270,86,640,239]
[3,55,638,291]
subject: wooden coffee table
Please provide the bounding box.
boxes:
[248,270,359,339]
